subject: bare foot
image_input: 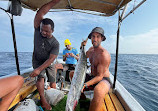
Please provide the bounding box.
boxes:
[47,86,51,89]
[41,100,52,110]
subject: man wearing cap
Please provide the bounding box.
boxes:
[63,39,79,81]
[81,27,111,111]
[30,0,60,110]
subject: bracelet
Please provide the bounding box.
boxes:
[84,83,88,88]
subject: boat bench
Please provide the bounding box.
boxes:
[101,89,125,111]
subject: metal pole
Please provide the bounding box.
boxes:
[113,11,121,89]
[112,0,146,89]
[121,0,146,22]
[10,14,20,75]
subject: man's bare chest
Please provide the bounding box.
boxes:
[89,54,99,66]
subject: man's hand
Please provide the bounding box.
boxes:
[34,0,61,28]
[81,84,86,93]
[30,68,41,77]
[80,38,88,49]
[65,53,69,57]
[63,53,69,61]
[81,40,87,47]
[69,53,75,57]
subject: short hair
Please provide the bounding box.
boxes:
[41,18,54,30]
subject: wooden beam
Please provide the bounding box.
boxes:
[104,94,115,111]
[109,92,125,111]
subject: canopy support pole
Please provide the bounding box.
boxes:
[113,10,122,89]
[113,0,146,88]
[10,14,21,75]
[0,7,21,75]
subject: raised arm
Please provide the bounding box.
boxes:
[34,0,60,28]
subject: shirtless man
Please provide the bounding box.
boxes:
[82,27,111,111]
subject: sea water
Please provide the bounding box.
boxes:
[0,52,158,111]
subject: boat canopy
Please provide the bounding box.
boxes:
[21,0,131,16]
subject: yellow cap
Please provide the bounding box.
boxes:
[64,39,71,46]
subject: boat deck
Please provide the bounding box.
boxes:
[9,72,125,111]
[101,89,125,111]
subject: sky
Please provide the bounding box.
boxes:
[0,0,158,54]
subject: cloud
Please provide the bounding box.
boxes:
[1,1,157,54]
[118,28,158,54]
[100,28,158,54]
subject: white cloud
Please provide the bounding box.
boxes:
[119,28,158,54]
[1,1,157,54]
[100,28,158,54]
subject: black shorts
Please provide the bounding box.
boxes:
[65,64,76,82]
[67,64,76,71]
[85,74,111,89]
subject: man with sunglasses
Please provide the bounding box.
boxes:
[63,39,79,82]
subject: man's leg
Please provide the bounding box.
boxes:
[36,77,52,110]
[89,81,110,111]
[65,70,70,82]
[50,82,56,89]
[47,64,56,89]
[69,70,74,81]
[0,75,24,111]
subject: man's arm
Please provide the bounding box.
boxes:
[75,54,79,60]
[34,0,60,28]
[69,53,79,60]
[63,53,69,61]
[30,54,57,77]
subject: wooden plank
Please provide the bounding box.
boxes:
[109,92,125,111]
[8,77,37,109]
[100,102,107,111]
[104,94,115,111]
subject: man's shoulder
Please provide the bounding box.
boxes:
[48,36,59,45]
[34,27,40,32]
[101,48,110,57]
[72,47,76,49]
[34,27,40,36]
[100,49,111,63]
[87,47,93,52]
[86,47,93,56]
[72,47,78,51]
[63,48,68,53]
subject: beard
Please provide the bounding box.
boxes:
[93,41,100,48]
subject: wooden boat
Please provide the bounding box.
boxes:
[0,0,147,111]
[8,60,145,111]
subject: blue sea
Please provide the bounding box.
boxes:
[0,52,158,111]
